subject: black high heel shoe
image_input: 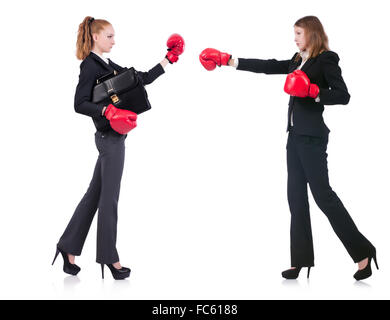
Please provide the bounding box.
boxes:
[353,250,379,281]
[282,267,311,280]
[101,263,131,280]
[52,246,81,276]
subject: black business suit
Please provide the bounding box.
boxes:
[57,52,164,264]
[237,51,374,267]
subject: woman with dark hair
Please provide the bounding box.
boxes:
[199,16,377,280]
[52,16,184,280]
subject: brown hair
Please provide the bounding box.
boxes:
[76,16,111,60]
[294,16,330,62]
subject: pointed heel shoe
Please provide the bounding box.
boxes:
[101,263,131,280]
[354,250,379,281]
[282,267,311,280]
[52,246,81,276]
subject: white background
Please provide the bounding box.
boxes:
[1,0,389,300]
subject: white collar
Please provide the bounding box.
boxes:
[91,50,109,64]
[299,50,309,61]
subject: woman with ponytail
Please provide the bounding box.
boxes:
[52,16,185,280]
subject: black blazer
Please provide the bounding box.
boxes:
[237,51,350,137]
[74,51,165,132]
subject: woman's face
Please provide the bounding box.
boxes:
[294,26,307,51]
[92,25,115,53]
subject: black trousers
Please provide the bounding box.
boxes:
[286,128,373,267]
[58,129,127,264]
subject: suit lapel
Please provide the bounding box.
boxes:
[289,54,301,72]
[300,57,316,73]
[90,52,113,72]
[108,58,125,72]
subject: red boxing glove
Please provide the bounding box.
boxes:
[199,48,231,71]
[104,104,137,135]
[166,33,185,64]
[284,70,319,98]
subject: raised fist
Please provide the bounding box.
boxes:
[166,33,185,64]
[199,48,231,71]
